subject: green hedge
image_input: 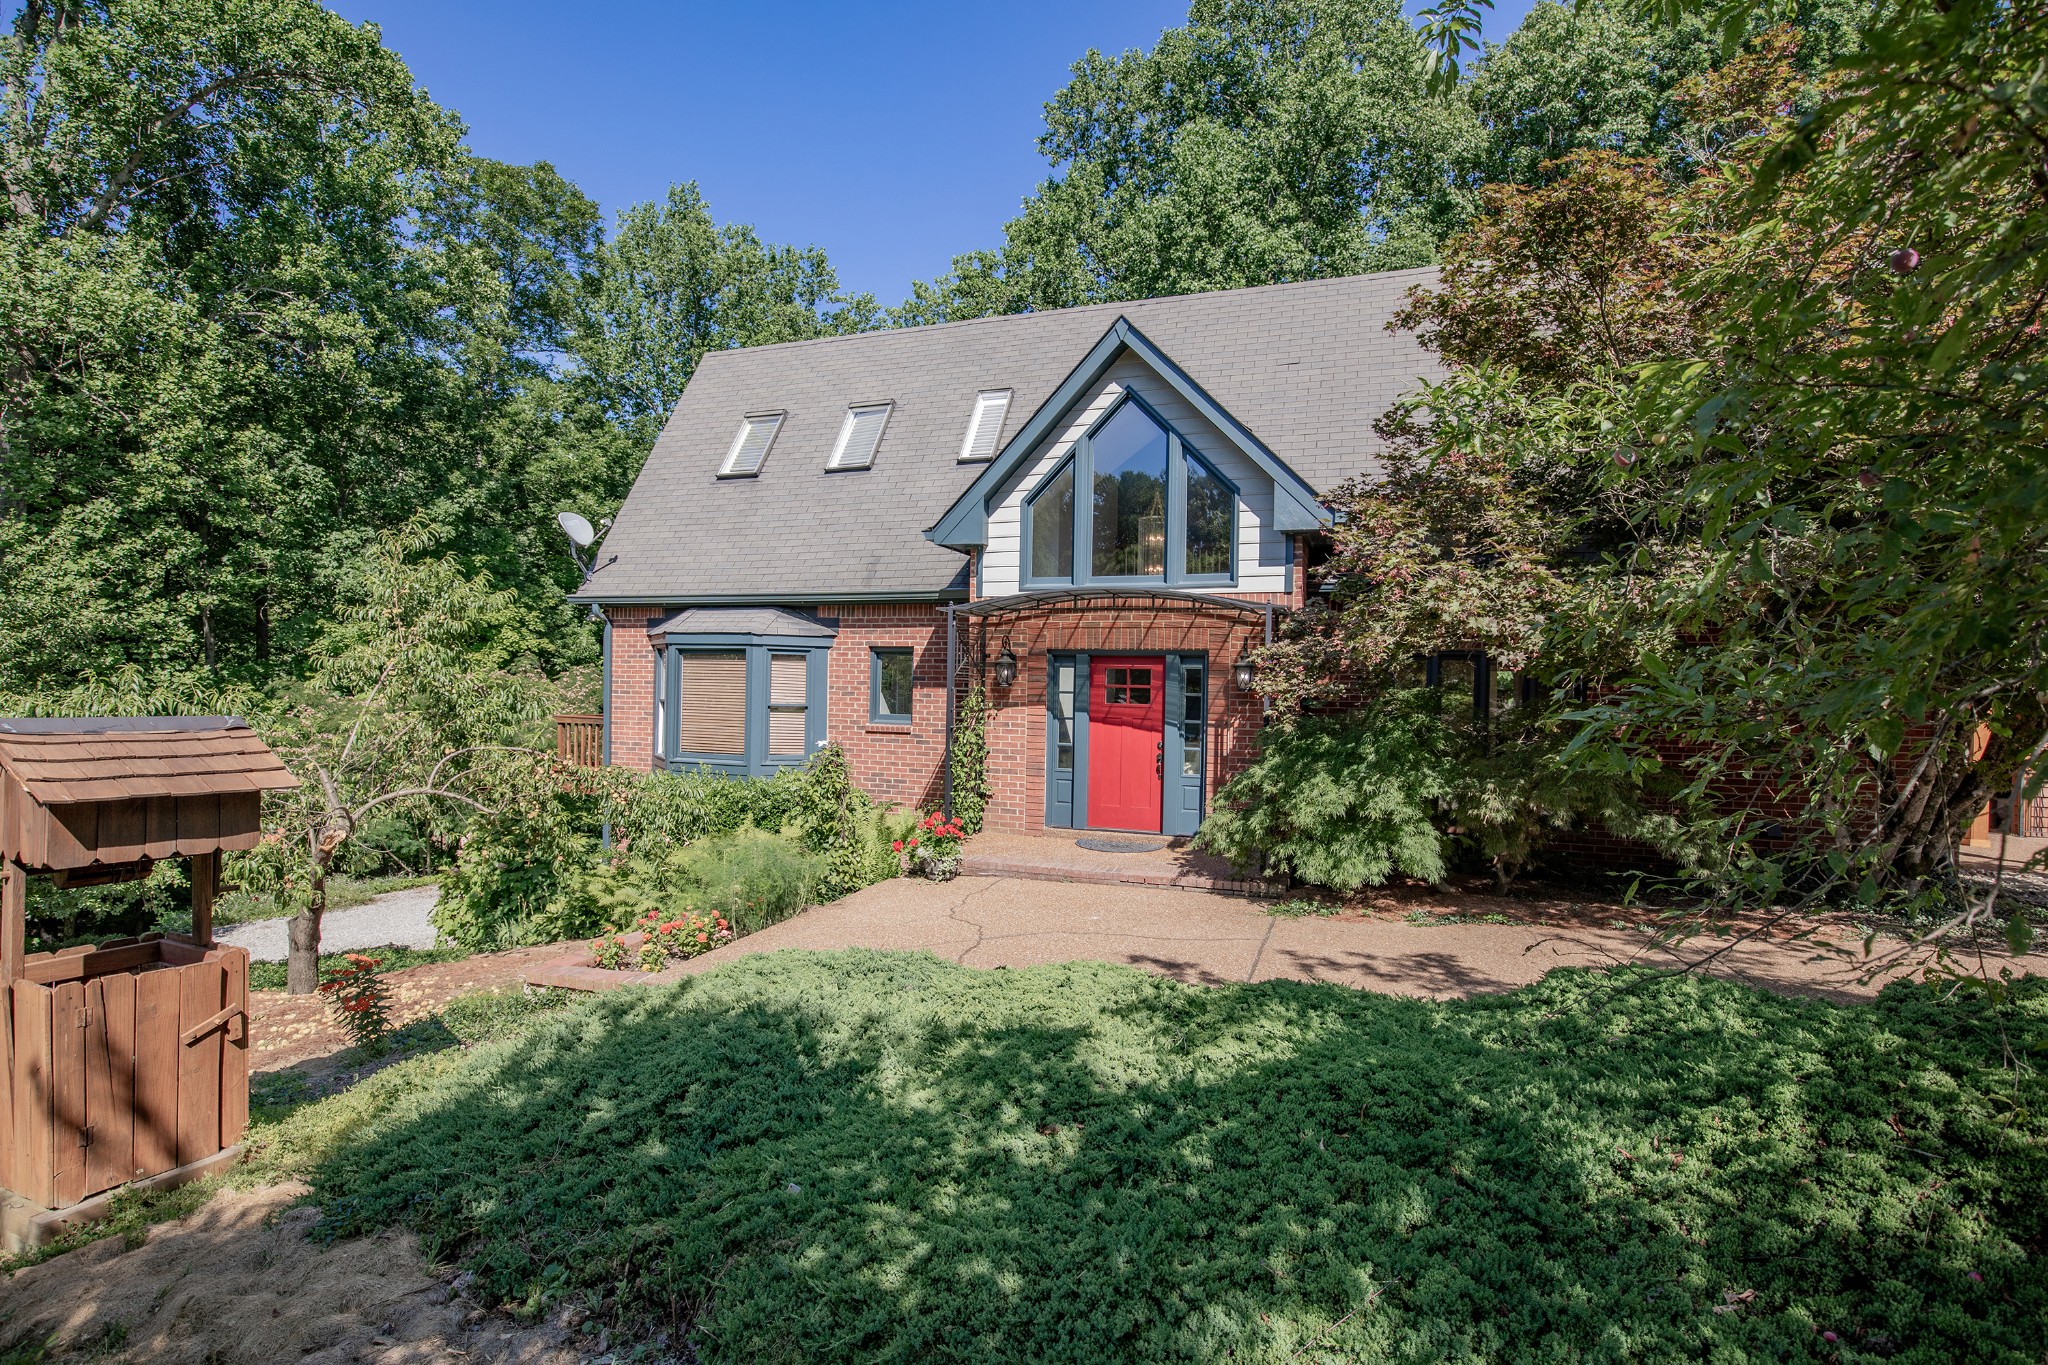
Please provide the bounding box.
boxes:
[433,746,902,952]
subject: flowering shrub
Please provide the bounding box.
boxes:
[895,810,968,881]
[589,909,736,973]
[317,953,392,1053]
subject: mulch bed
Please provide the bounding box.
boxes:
[248,944,565,1075]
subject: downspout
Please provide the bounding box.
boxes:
[599,610,613,848]
[942,603,957,820]
[1262,603,1273,720]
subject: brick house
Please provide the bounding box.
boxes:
[571,270,1444,836]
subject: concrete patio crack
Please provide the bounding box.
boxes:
[941,877,1001,963]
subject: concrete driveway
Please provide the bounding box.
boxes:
[545,875,2046,1003]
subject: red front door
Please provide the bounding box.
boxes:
[1088,655,1165,831]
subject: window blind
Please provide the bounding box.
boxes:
[721,413,783,476]
[830,404,890,469]
[767,653,808,755]
[958,390,1011,461]
[677,652,746,754]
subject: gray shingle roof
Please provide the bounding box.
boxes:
[648,607,837,638]
[577,268,1445,604]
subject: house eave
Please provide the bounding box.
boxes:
[568,589,972,608]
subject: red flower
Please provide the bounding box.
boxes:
[892,840,903,852]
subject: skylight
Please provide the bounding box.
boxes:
[828,403,891,470]
[958,390,1011,462]
[719,413,784,477]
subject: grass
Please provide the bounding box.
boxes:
[0,1175,221,1277]
[213,873,439,927]
[1265,897,1342,917]
[248,986,579,1120]
[247,943,468,992]
[245,950,2048,1364]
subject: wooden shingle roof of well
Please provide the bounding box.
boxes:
[0,717,299,806]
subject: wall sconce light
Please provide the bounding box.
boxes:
[1232,646,1256,693]
[993,643,1019,689]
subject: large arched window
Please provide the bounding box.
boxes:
[1023,394,1238,587]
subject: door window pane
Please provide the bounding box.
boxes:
[1090,402,1169,578]
[1185,454,1233,577]
[873,648,913,722]
[1181,663,1205,777]
[677,652,746,755]
[1050,660,1075,771]
[767,653,808,755]
[1028,460,1075,580]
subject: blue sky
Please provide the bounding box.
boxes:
[328,0,1540,307]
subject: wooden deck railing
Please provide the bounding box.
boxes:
[2020,785,2048,838]
[554,713,603,768]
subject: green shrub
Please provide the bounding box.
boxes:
[284,955,2048,1363]
[670,827,822,933]
[609,746,898,904]
[1198,698,1452,890]
[432,802,603,951]
[577,828,822,936]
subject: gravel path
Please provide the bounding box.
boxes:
[217,884,443,961]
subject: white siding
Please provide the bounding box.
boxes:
[980,357,1291,597]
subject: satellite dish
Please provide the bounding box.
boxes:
[556,511,596,549]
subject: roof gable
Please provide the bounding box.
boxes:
[926,318,1330,551]
[575,269,1443,605]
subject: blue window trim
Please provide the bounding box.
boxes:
[1021,454,1077,589]
[1021,390,1239,590]
[658,633,833,777]
[870,647,914,725]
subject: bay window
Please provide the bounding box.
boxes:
[648,608,834,775]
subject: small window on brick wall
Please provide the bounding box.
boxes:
[872,648,913,724]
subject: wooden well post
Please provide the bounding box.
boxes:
[0,717,296,1226]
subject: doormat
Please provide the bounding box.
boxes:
[1076,836,1171,854]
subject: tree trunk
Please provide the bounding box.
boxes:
[285,908,322,994]
[285,865,329,996]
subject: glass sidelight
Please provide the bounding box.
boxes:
[1046,655,1080,827]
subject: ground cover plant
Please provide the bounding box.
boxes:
[252,951,2046,1363]
[247,944,469,993]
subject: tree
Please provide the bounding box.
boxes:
[895,0,1480,322]
[1599,0,2048,896]
[569,182,880,438]
[0,0,469,689]
[239,521,573,992]
[1463,0,1862,188]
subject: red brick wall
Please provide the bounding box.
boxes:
[603,606,663,773]
[967,597,1281,834]
[822,603,952,809]
[602,593,1285,832]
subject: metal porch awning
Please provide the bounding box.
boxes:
[954,587,1273,619]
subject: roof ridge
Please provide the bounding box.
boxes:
[694,266,1441,365]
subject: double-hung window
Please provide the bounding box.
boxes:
[1023,393,1237,588]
